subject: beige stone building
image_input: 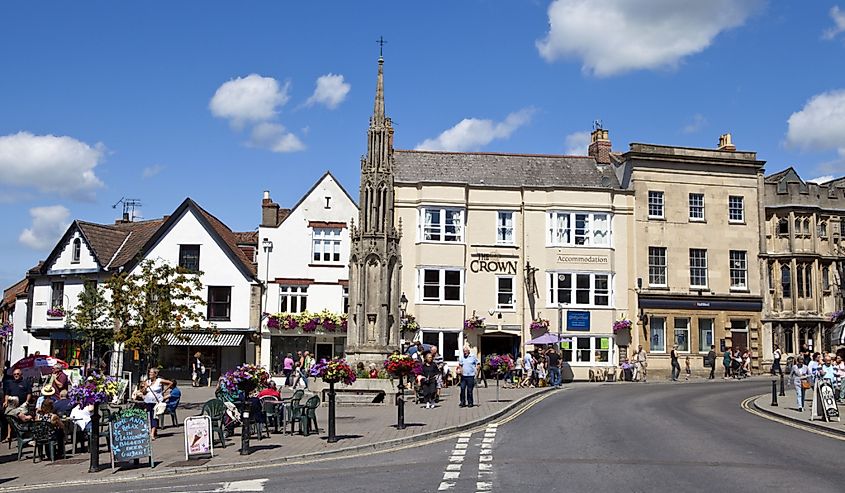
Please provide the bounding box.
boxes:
[615,135,767,374]
[761,168,845,363]
[394,130,635,380]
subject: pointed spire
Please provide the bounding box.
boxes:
[373,55,385,124]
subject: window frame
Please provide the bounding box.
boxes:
[698,318,714,353]
[71,238,81,264]
[649,317,666,353]
[50,281,64,309]
[547,211,612,247]
[496,211,515,245]
[178,244,201,273]
[495,275,516,311]
[728,196,745,223]
[688,193,705,222]
[777,218,789,236]
[547,271,613,308]
[279,285,309,313]
[417,268,464,305]
[312,227,342,264]
[781,264,792,299]
[560,336,614,366]
[648,246,667,287]
[647,191,664,219]
[673,317,690,353]
[729,250,748,290]
[689,248,708,289]
[419,207,464,243]
[207,286,232,321]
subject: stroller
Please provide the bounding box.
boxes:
[731,358,749,379]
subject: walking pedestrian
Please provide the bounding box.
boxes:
[457,347,480,408]
[670,345,681,381]
[635,345,648,383]
[419,353,439,409]
[283,353,294,386]
[771,344,783,376]
[789,358,809,412]
[521,350,534,388]
[191,352,205,387]
[706,345,717,380]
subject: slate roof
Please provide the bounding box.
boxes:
[393,150,621,189]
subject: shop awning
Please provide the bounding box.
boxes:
[164,333,244,347]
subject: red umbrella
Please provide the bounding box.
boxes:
[11,355,69,378]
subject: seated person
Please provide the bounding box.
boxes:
[368,363,379,379]
[5,396,34,422]
[165,380,182,414]
[36,398,65,454]
[36,383,57,411]
[257,380,281,400]
[53,390,73,416]
[69,403,93,434]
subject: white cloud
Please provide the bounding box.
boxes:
[415,108,535,152]
[823,6,845,40]
[536,0,762,76]
[142,164,164,178]
[0,132,105,201]
[19,205,70,250]
[564,131,590,155]
[248,122,305,153]
[682,114,708,134]
[306,74,350,109]
[808,175,835,184]
[209,74,291,128]
[786,89,845,153]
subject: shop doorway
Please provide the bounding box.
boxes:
[316,343,334,361]
[479,334,519,361]
[730,319,749,351]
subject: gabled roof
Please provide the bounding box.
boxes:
[394,150,621,189]
[233,231,258,245]
[764,167,802,184]
[287,171,358,214]
[2,278,28,309]
[108,218,166,269]
[125,198,257,280]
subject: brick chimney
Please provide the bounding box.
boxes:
[261,190,280,227]
[588,128,611,164]
[718,133,736,151]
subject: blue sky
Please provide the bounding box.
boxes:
[2,0,845,288]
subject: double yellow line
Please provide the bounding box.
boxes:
[740,395,845,442]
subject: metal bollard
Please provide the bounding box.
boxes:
[771,379,778,407]
[779,374,785,396]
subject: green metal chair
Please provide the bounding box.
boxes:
[299,395,321,436]
[32,421,59,463]
[200,398,227,448]
[9,418,33,460]
[261,397,284,434]
[283,390,305,435]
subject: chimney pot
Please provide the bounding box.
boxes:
[588,127,612,164]
[718,133,736,151]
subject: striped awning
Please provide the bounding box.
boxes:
[164,333,245,347]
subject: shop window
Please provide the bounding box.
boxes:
[548,272,611,307]
[648,247,667,287]
[698,319,714,352]
[279,285,308,313]
[496,276,515,310]
[207,286,231,321]
[650,317,666,353]
[179,245,201,272]
[421,330,461,361]
[496,211,514,245]
[674,318,690,352]
[561,336,611,364]
[420,207,464,243]
[312,228,342,263]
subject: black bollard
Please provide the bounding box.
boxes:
[327,381,337,443]
[779,374,786,396]
[771,379,778,407]
[240,397,251,455]
[397,374,406,430]
[88,402,100,473]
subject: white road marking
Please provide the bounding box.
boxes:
[443,471,461,480]
[212,479,268,492]
[455,442,469,449]
[479,455,492,462]
[479,463,493,471]
[482,438,494,443]
[446,464,462,471]
[452,448,467,456]
[476,481,493,490]
[449,456,465,463]
[459,432,472,437]
[457,437,471,443]
[438,481,455,490]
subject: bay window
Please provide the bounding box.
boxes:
[548,211,611,247]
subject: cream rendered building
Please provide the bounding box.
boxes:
[394,131,635,380]
[616,135,767,374]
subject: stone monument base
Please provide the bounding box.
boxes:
[344,344,396,369]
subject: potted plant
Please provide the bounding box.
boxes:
[221,364,270,395]
[383,353,419,378]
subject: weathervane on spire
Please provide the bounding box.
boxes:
[376,36,387,57]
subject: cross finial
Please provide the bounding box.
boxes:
[377,36,387,57]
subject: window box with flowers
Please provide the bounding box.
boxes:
[266,309,348,334]
[47,307,65,319]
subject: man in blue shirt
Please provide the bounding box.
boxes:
[457,347,480,407]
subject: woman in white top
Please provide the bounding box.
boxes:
[140,367,173,440]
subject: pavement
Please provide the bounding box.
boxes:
[751,383,845,437]
[0,379,553,491]
[14,376,844,493]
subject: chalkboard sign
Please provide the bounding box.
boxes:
[109,408,154,471]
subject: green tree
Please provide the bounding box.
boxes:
[66,281,113,365]
[105,259,207,366]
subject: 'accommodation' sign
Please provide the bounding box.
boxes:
[470,253,518,274]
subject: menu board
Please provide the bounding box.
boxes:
[109,408,153,470]
[184,415,213,459]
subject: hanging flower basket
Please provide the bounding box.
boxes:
[68,370,120,407]
[401,314,420,333]
[383,353,419,377]
[464,315,485,332]
[0,323,11,339]
[612,319,633,334]
[221,364,270,394]
[484,354,514,374]
[310,358,356,385]
[47,306,65,318]
[530,319,550,331]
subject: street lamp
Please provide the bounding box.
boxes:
[397,292,409,430]
[399,293,408,350]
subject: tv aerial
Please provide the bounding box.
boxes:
[112,197,142,222]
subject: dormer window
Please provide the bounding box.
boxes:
[72,238,81,264]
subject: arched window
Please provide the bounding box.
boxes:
[781,264,792,299]
[72,238,81,263]
[777,218,789,236]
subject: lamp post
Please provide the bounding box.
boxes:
[261,239,273,365]
[399,293,408,351]
[397,293,408,430]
